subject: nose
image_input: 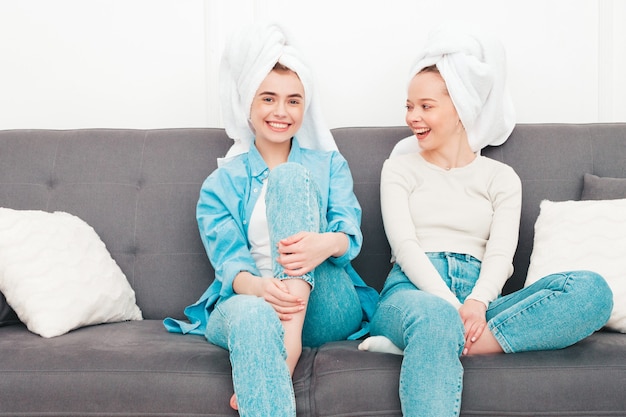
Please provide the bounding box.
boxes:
[406,107,422,123]
[273,101,287,117]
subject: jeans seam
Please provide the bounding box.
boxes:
[374,302,411,349]
[489,272,573,353]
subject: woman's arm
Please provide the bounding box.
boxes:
[233,271,306,320]
[324,152,363,264]
[460,163,521,353]
[381,158,461,308]
[197,171,260,299]
[277,231,348,276]
[466,164,522,306]
[198,170,306,318]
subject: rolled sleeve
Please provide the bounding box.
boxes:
[325,152,363,265]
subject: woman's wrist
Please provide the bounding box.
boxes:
[233,270,257,296]
[465,298,488,310]
[327,232,349,258]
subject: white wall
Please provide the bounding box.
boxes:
[1,0,624,130]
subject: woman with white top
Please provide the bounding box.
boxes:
[358,26,613,417]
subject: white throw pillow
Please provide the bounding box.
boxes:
[525,199,626,333]
[0,208,142,338]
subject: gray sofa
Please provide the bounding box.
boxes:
[0,124,625,417]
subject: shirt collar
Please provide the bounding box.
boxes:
[248,137,303,178]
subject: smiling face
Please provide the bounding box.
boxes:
[405,69,462,152]
[249,69,305,154]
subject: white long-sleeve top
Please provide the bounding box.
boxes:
[381,152,522,308]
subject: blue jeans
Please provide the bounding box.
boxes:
[370,252,613,417]
[205,163,362,417]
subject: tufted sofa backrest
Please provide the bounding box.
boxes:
[333,123,626,295]
[1,124,625,319]
[0,128,231,319]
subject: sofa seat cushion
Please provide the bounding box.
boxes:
[0,320,238,416]
[0,319,317,417]
[460,332,626,416]
[311,335,626,417]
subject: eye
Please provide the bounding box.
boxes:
[422,104,432,110]
[405,105,413,111]
[289,99,301,105]
[262,97,273,103]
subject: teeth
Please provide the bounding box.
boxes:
[269,122,288,129]
[414,128,430,134]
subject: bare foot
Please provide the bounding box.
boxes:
[230,393,238,411]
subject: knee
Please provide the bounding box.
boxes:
[228,296,281,335]
[407,298,462,335]
[568,270,614,321]
[221,296,287,361]
[386,292,464,345]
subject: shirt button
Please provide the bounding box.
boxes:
[253,188,258,193]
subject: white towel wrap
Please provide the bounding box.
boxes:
[218,22,336,166]
[391,25,515,156]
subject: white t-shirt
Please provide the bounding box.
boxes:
[381,152,522,307]
[248,180,273,278]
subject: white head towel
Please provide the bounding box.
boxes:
[391,25,515,156]
[218,22,336,166]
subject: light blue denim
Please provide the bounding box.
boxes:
[163,138,378,338]
[371,252,613,417]
[205,163,363,417]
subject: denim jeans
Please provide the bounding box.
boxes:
[371,252,613,417]
[205,163,362,417]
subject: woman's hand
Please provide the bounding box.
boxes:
[233,272,305,321]
[459,298,488,355]
[276,231,348,276]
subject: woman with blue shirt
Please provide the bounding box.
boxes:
[164,23,377,416]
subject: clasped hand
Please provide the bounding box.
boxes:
[458,299,488,355]
[235,231,346,321]
[277,231,337,276]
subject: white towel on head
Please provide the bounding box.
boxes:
[392,25,515,156]
[218,22,336,166]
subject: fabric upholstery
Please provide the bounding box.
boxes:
[0,293,18,327]
[1,124,625,416]
[0,129,232,321]
[581,173,626,200]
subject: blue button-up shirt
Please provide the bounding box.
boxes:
[164,138,378,339]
